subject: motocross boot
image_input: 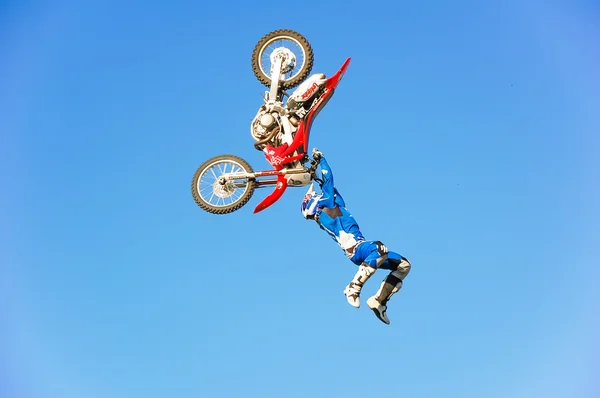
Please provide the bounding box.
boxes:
[343,264,376,308]
[367,270,404,325]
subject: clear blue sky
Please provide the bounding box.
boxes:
[2,1,599,397]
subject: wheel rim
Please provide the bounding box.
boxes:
[258,36,307,83]
[196,160,250,208]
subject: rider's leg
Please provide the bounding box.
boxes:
[367,254,411,325]
[344,241,388,308]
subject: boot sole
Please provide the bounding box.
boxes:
[367,297,390,325]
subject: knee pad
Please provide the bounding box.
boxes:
[390,268,404,279]
[391,258,411,279]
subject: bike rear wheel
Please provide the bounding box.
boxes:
[191,155,255,214]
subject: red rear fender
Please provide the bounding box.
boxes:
[253,174,289,213]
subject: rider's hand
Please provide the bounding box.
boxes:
[312,148,323,161]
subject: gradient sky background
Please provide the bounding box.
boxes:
[2,1,599,397]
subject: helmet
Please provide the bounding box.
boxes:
[301,183,322,219]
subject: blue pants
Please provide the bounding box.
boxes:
[350,240,404,270]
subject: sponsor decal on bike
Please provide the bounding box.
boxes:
[301,82,320,100]
[269,155,285,165]
[295,108,307,118]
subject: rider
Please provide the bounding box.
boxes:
[301,149,411,325]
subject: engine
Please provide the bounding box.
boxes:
[250,106,284,148]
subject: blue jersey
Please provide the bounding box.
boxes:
[313,157,365,253]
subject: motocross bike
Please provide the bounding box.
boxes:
[191,29,351,214]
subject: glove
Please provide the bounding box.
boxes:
[312,148,323,161]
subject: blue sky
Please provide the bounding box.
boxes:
[1,1,599,397]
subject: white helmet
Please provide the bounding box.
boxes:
[301,183,322,219]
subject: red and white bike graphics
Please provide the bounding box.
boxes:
[191,29,350,214]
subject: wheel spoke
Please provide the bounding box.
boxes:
[259,36,306,82]
[197,159,251,208]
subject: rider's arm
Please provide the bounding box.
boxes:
[333,187,346,208]
[317,157,336,208]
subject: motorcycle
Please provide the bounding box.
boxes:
[191,29,351,214]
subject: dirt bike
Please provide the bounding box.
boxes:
[191,29,351,214]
